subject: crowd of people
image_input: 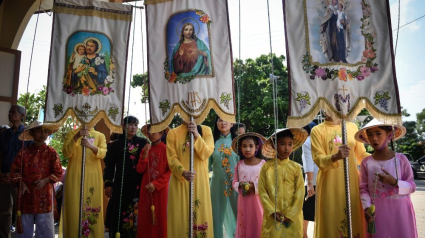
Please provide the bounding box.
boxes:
[0,104,418,238]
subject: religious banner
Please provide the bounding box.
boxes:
[145,0,235,132]
[44,0,132,133]
[284,0,402,127]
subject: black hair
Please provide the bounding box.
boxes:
[110,132,120,141]
[277,129,293,141]
[239,136,259,147]
[213,116,237,142]
[234,123,246,130]
[302,122,317,136]
[123,116,139,126]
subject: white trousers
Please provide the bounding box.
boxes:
[15,212,54,238]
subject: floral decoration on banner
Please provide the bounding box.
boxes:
[107,107,119,120]
[128,142,140,169]
[187,199,209,238]
[334,93,351,112]
[121,198,139,236]
[195,9,212,26]
[374,91,391,111]
[218,144,234,196]
[329,132,342,153]
[81,187,100,237]
[53,103,63,118]
[302,0,378,82]
[295,91,311,113]
[75,103,98,120]
[159,99,171,116]
[63,56,116,97]
[87,136,95,145]
[220,93,232,109]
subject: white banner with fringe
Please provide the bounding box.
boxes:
[284,0,402,127]
[146,0,235,132]
[44,0,132,133]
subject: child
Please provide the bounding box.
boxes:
[137,125,171,238]
[68,43,97,90]
[259,128,307,238]
[231,132,266,238]
[356,119,418,238]
[11,120,62,238]
[337,2,346,32]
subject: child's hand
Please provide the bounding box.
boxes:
[364,208,375,222]
[35,177,51,190]
[142,144,151,159]
[145,182,156,193]
[21,182,29,195]
[246,181,255,195]
[378,169,397,186]
[271,212,285,222]
[182,170,196,182]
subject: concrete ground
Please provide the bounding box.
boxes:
[13,179,425,238]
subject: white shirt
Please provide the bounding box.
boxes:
[302,136,318,186]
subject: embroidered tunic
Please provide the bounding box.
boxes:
[209,134,238,238]
[59,128,107,238]
[166,125,214,238]
[232,160,265,238]
[136,142,171,238]
[259,159,304,238]
[311,121,369,238]
[104,136,147,237]
[11,144,62,214]
[359,153,418,238]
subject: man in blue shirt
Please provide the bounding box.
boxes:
[0,105,28,237]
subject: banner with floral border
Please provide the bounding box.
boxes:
[44,0,132,133]
[284,0,402,127]
[145,0,235,133]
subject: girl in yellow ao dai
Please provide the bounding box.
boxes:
[259,128,307,238]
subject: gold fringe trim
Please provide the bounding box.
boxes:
[287,97,402,128]
[150,100,235,133]
[44,108,123,134]
[144,0,174,5]
[53,6,132,21]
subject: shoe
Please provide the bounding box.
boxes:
[10,225,15,232]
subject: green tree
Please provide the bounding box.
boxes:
[416,108,425,140]
[17,86,46,122]
[397,121,423,160]
[233,54,289,136]
[131,72,149,103]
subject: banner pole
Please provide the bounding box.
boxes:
[189,116,194,238]
[341,118,353,238]
[78,126,87,238]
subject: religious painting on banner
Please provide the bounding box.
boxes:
[284,0,402,127]
[146,0,235,133]
[44,0,132,133]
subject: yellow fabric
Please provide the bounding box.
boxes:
[166,125,215,238]
[311,121,369,238]
[259,158,304,238]
[59,128,107,238]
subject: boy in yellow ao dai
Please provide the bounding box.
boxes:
[259,128,307,238]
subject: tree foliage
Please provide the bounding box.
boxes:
[131,72,149,103]
[17,86,46,122]
[416,108,425,140]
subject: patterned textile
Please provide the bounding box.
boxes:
[11,144,62,214]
